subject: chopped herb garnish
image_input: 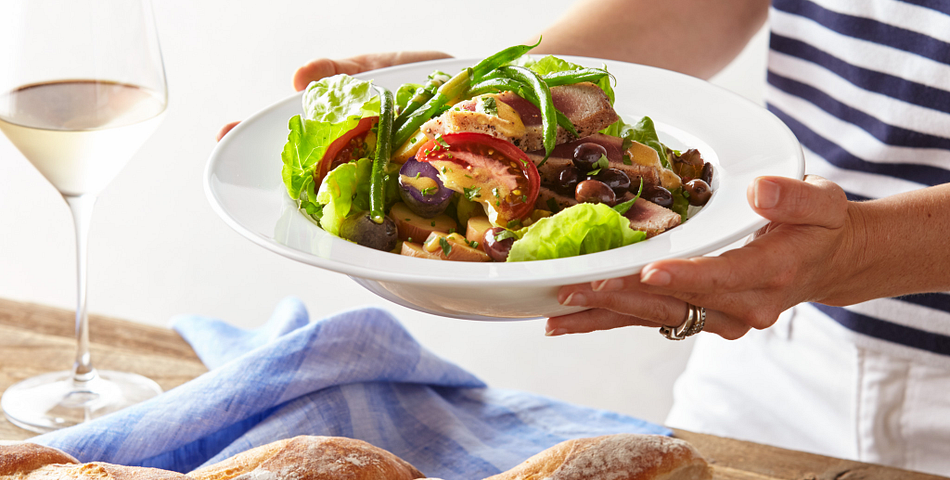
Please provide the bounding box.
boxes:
[434,134,450,149]
[587,168,602,176]
[546,198,560,212]
[430,221,437,227]
[593,154,609,170]
[439,236,452,256]
[470,241,479,249]
[506,219,522,229]
[463,186,482,201]
[622,153,633,166]
[420,187,437,196]
[480,96,499,116]
[496,229,518,242]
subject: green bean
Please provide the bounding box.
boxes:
[370,85,394,224]
[471,38,540,81]
[540,68,610,87]
[469,78,580,149]
[394,71,451,131]
[495,66,556,162]
[467,77,523,97]
[391,68,472,149]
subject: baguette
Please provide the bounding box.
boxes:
[0,443,191,480]
[188,436,424,480]
[484,434,712,480]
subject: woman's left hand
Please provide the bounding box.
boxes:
[546,175,863,339]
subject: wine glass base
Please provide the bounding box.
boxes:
[1,370,162,433]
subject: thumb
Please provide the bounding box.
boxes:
[746,175,849,228]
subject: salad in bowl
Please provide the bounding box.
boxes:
[280,42,715,264]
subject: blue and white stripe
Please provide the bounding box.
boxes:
[767,0,950,358]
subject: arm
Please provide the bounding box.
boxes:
[531,0,770,79]
[547,176,950,339]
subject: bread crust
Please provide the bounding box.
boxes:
[189,436,424,480]
[484,434,712,480]
[0,443,79,477]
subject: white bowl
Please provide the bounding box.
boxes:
[205,57,804,321]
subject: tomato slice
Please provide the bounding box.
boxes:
[315,116,378,184]
[416,133,540,226]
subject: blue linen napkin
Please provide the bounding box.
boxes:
[33,297,670,479]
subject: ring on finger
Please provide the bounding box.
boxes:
[659,303,706,340]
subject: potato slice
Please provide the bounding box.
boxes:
[418,232,491,262]
[465,216,493,251]
[391,202,458,244]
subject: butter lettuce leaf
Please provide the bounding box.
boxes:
[314,157,400,235]
[303,74,380,123]
[506,203,646,262]
[280,114,361,202]
[316,159,368,235]
[281,74,380,206]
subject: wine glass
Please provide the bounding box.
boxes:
[0,0,167,432]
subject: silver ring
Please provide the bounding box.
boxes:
[659,303,706,340]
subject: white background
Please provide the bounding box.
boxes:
[0,1,768,425]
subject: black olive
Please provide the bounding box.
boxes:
[589,168,631,197]
[554,165,580,196]
[483,227,514,262]
[684,179,712,206]
[642,185,674,208]
[339,213,398,251]
[701,162,714,186]
[575,180,616,205]
[572,142,608,172]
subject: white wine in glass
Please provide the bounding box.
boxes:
[0,0,168,432]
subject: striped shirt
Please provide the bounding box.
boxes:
[766,0,950,361]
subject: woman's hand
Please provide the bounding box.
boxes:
[216,51,452,141]
[546,175,864,339]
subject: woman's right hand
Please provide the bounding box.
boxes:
[216,51,452,141]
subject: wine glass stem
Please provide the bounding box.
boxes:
[64,194,99,384]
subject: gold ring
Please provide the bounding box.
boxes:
[659,303,706,340]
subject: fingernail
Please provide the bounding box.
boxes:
[592,278,623,291]
[545,328,566,337]
[561,292,587,306]
[754,179,780,209]
[641,269,671,286]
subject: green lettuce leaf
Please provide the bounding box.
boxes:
[314,157,401,235]
[302,74,380,123]
[528,55,615,104]
[281,74,381,205]
[601,115,671,169]
[280,114,361,201]
[316,158,367,235]
[395,83,422,113]
[506,203,646,262]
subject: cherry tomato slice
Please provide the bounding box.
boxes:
[416,133,540,226]
[315,116,378,184]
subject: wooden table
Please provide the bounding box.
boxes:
[0,297,945,480]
